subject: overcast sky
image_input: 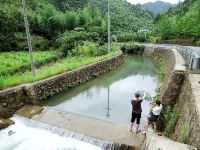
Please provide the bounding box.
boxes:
[127,0,184,4]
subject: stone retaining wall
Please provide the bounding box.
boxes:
[145,46,200,149]
[145,47,186,107]
[174,74,200,149]
[0,53,123,118]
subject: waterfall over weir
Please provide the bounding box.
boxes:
[0,115,133,150]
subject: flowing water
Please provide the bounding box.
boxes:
[43,55,158,128]
[0,115,122,150]
[0,56,158,150]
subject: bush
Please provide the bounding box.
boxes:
[116,33,150,43]
[56,31,99,55]
[32,36,49,51]
[0,10,18,51]
[163,106,180,137]
[121,43,144,54]
[75,41,98,56]
[17,35,49,51]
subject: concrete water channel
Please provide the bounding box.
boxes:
[0,55,158,150]
[43,55,158,129]
[1,48,197,150]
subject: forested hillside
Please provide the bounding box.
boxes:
[137,1,176,17]
[155,0,200,45]
[0,0,152,52]
[93,0,152,34]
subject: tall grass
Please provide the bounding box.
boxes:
[0,51,120,89]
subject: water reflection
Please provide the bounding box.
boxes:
[43,56,158,127]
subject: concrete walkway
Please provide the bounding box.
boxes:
[16,106,145,150]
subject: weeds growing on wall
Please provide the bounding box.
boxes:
[178,124,189,143]
[163,106,180,137]
[155,58,167,82]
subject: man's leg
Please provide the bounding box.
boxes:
[130,123,134,132]
[135,114,141,133]
[153,121,157,132]
[130,113,136,132]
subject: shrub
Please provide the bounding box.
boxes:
[121,43,144,54]
[163,106,180,137]
[0,10,18,51]
[116,33,150,43]
[32,36,49,51]
[56,31,99,55]
[75,41,97,56]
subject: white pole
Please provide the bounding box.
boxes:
[22,0,35,76]
[108,0,111,54]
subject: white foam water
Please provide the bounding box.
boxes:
[0,117,103,150]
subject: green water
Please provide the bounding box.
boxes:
[43,55,158,128]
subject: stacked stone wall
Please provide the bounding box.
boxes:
[0,53,123,118]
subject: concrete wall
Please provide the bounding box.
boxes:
[174,74,200,149]
[145,47,186,107]
[0,53,123,118]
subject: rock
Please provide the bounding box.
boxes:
[0,118,15,130]
[2,103,7,106]
[0,106,13,118]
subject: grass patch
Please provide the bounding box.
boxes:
[155,58,167,82]
[0,51,120,89]
[0,51,58,74]
[178,124,189,143]
[163,106,180,137]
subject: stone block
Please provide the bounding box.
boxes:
[0,118,15,130]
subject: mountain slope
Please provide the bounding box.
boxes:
[137,1,176,17]
[0,0,153,51]
[156,0,200,45]
[49,0,153,33]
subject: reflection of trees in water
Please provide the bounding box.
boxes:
[98,55,157,87]
[45,56,157,106]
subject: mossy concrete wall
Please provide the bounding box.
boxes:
[174,74,200,149]
[0,53,123,119]
[145,47,186,107]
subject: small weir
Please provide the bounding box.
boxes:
[0,115,134,150]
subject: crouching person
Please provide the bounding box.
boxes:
[148,100,163,131]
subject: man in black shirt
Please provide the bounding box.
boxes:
[130,92,146,133]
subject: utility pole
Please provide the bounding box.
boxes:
[107,0,111,54]
[22,0,35,76]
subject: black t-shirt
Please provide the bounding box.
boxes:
[131,99,143,114]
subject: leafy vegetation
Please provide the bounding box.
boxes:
[155,0,200,45]
[0,50,120,89]
[0,0,153,52]
[120,43,145,54]
[155,58,167,82]
[178,124,189,143]
[116,33,150,43]
[0,51,58,74]
[163,106,180,137]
